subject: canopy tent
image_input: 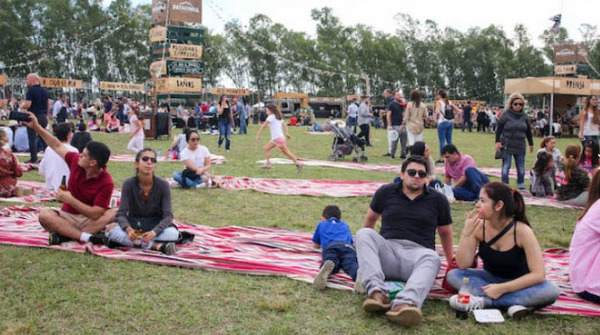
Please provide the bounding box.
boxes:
[504,76,600,136]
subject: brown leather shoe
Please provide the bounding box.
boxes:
[385,303,422,327]
[362,291,392,312]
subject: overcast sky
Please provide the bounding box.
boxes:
[107,0,598,46]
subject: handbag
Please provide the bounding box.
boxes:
[180,168,199,188]
[494,144,506,160]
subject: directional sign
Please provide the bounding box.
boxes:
[210,88,250,95]
[0,75,6,86]
[150,60,204,76]
[153,44,203,59]
[100,81,144,92]
[40,77,83,89]
[156,77,202,93]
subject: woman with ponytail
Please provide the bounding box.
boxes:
[0,129,23,197]
[556,144,590,207]
[446,182,559,317]
[578,95,599,146]
[570,170,600,303]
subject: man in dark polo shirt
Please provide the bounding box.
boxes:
[23,111,116,245]
[22,73,50,163]
[386,91,408,159]
[356,156,454,327]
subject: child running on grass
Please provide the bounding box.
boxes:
[256,103,302,172]
[311,205,358,290]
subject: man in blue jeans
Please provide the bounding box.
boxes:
[442,144,490,201]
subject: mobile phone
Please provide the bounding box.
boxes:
[9,111,31,122]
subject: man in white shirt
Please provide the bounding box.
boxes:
[52,93,68,123]
[347,98,359,133]
[39,123,78,190]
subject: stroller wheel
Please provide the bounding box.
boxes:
[329,154,338,161]
[352,157,359,163]
[360,156,368,162]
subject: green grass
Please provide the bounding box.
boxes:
[0,123,595,335]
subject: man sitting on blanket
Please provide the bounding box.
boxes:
[23,111,116,245]
[442,144,490,201]
[356,156,454,327]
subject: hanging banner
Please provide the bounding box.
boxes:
[210,88,250,95]
[100,81,144,92]
[152,0,202,25]
[150,60,204,76]
[0,75,6,86]
[40,77,83,89]
[155,77,202,93]
[149,26,168,42]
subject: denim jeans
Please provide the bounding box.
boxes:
[348,116,358,133]
[502,153,526,185]
[218,119,232,150]
[437,121,453,157]
[446,268,560,309]
[238,117,247,134]
[172,171,205,188]
[453,167,490,201]
[322,242,358,281]
[462,119,472,132]
[107,226,179,250]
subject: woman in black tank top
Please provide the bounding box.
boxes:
[446,182,559,315]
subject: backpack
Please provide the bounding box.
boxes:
[444,103,454,121]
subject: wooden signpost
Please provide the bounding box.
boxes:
[155,77,202,93]
[100,81,144,92]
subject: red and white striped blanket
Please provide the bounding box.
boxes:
[0,206,597,317]
[259,158,516,178]
[215,176,386,197]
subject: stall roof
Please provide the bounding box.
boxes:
[504,76,600,96]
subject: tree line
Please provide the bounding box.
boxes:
[1,1,598,104]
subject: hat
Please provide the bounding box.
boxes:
[8,120,18,127]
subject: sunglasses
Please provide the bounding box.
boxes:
[141,156,157,163]
[190,137,199,142]
[512,102,524,106]
[406,169,427,178]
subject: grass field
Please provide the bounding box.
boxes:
[0,122,596,335]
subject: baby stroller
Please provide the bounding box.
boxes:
[327,120,367,162]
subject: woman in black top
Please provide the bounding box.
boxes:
[217,94,235,152]
[105,148,178,255]
[447,182,559,316]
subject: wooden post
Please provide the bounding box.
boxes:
[365,74,371,97]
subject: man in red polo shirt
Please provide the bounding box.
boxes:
[24,111,117,245]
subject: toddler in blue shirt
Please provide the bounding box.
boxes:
[312,205,358,290]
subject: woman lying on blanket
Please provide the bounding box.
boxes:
[447,182,560,317]
[0,128,23,197]
[105,148,179,255]
[570,169,600,304]
[556,144,590,207]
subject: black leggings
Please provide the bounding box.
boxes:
[357,124,370,145]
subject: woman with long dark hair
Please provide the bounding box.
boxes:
[495,93,534,190]
[435,89,458,163]
[578,139,599,175]
[447,182,560,317]
[556,144,590,207]
[570,170,600,304]
[217,94,235,152]
[578,95,599,146]
[105,148,178,255]
[403,90,426,147]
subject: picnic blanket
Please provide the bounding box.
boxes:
[216,176,386,197]
[0,181,121,207]
[14,152,227,165]
[0,205,597,317]
[259,158,517,178]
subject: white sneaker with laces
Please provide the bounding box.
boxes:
[507,305,532,318]
[449,294,486,311]
[196,183,207,189]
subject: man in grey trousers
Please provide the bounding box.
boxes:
[356,156,454,327]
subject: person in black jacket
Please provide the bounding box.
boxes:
[70,121,92,153]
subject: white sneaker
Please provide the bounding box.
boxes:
[169,181,181,189]
[313,260,334,290]
[449,294,486,311]
[196,183,207,189]
[507,305,532,318]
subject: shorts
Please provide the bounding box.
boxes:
[54,209,97,231]
[272,138,287,149]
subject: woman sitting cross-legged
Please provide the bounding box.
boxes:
[105,148,178,255]
[447,182,560,317]
[172,130,213,188]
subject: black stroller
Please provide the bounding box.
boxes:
[326,120,367,162]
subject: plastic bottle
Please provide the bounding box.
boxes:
[455,277,471,320]
[157,149,162,159]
